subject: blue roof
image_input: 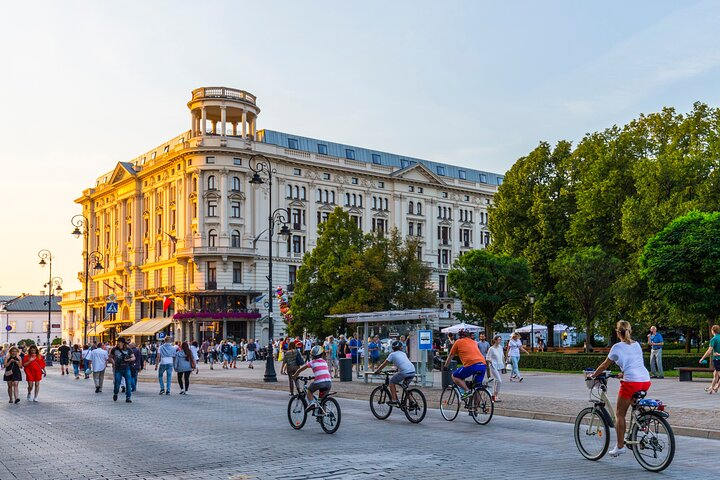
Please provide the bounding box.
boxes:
[259,130,504,186]
[0,295,60,312]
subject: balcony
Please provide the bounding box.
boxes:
[205,281,218,290]
[191,87,257,105]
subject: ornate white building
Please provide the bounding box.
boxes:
[61,87,502,344]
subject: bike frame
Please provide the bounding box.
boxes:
[588,377,645,445]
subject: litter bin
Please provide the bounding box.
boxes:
[339,357,353,382]
[441,360,457,389]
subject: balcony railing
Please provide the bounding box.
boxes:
[191,87,257,105]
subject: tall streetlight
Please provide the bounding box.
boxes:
[71,214,104,346]
[38,250,63,365]
[528,293,536,352]
[248,154,291,383]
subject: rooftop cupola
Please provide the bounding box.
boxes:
[188,87,260,140]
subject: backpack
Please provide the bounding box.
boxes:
[295,350,305,367]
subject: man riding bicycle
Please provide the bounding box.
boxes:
[443,329,486,398]
[373,340,416,406]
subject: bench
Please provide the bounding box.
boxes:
[675,367,714,381]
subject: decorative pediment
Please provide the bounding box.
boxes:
[108,163,137,185]
[391,162,447,186]
[318,203,335,212]
[287,199,306,208]
[228,191,246,201]
[347,206,363,215]
[460,221,473,228]
[373,210,389,219]
[202,190,221,200]
[438,218,452,227]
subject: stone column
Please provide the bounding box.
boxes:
[220,106,227,137]
[192,320,199,343]
[250,116,256,139]
[223,319,228,339]
[201,107,207,136]
[241,110,247,139]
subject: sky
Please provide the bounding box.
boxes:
[1,0,719,295]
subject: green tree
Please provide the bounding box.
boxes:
[551,247,623,352]
[639,211,720,329]
[448,250,532,335]
[386,229,436,310]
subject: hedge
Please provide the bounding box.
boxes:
[518,353,702,372]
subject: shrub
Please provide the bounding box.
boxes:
[520,353,701,372]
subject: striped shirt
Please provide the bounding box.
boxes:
[308,359,332,383]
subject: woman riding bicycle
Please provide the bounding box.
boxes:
[589,320,651,458]
[443,329,486,398]
[373,340,415,406]
[293,345,332,412]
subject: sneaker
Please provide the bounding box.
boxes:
[387,400,400,407]
[113,394,118,402]
[95,387,100,393]
[460,390,473,399]
[159,390,165,395]
[26,393,30,401]
[179,389,185,395]
[165,391,170,395]
[33,398,38,402]
[126,398,132,403]
[518,377,524,383]
[121,387,126,393]
[14,399,20,404]
[608,446,627,457]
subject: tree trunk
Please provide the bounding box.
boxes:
[546,320,555,348]
[684,326,691,353]
[585,317,592,353]
[485,317,491,338]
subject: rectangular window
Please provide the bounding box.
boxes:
[288,265,297,288]
[207,201,217,217]
[400,159,409,169]
[323,173,331,180]
[288,138,299,150]
[409,186,415,192]
[233,158,241,166]
[345,149,355,160]
[408,222,414,236]
[497,177,503,185]
[206,156,215,164]
[418,187,423,193]
[25,321,34,333]
[317,144,328,155]
[372,154,381,165]
[479,173,487,183]
[231,201,240,218]
[233,262,242,284]
[378,181,384,189]
[458,170,467,180]
[417,223,423,237]
[351,177,358,185]
[293,168,301,176]
[436,166,446,176]
[442,192,448,198]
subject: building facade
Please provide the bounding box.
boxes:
[1,295,61,346]
[61,86,502,344]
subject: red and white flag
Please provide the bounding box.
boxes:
[163,296,172,312]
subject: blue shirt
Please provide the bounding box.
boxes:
[368,342,380,359]
[348,339,361,357]
[650,333,663,350]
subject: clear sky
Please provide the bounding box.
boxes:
[1,0,719,295]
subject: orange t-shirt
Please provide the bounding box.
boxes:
[449,338,486,366]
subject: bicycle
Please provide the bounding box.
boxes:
[574,370,675,472]
[287,376,341,434]
[369,370,427,423]
[439,371,494,425]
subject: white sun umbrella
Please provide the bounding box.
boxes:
[441,322,484,334]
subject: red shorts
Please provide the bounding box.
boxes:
[619,380,651,399]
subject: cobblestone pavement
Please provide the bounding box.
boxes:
[0,372,716,480]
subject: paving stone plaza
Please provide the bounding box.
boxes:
[0,365,717,480]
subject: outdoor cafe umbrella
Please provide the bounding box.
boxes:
[441,322,484,334]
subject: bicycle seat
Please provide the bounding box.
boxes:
[632,390,647,400]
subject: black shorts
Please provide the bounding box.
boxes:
[60,359,69,366]
[713,358,720,372]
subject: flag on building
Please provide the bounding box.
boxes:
[163,296,172,312]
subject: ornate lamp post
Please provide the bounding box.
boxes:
[71,215,104,346]
[38,250,63,365]
[249,154,291,382]
[528,293,536,352]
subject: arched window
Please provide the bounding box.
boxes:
[316,189,322,202]
[294,185,299,199]
[208,229,217,247]
[358,195,363,208]
[330,191,335,204]
[438,206,442,218]
[345,193,350,206]
[301,187,306,200]
[192,176,198,193]
[207,175,216,190]
[352,194,357,206]
[286,185,292,198]
[417,202,422,215]
[232,176,241,192]
[408,201,414,214]
[324,190,329,203]
[384,198,389,210]
[231,230,241,248]
[373,197,377,209]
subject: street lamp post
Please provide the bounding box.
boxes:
[72,215,104,346]
[528,293,536,352]
[38,250,63,365]
[249,154,291,383]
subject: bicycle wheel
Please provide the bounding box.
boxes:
[630,411,675,472]
[287,395,308,430]
[369,386,393,420]
[440,386,459,421]
[574,407,610,460]
[319,397,341,434]
[403,388,427,424]
[469,388,494,425]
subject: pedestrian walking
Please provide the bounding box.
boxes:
[155,336,176,395]
[190,341,200,374]
[129,342,142,393]
[486,335,504,402]
[109,337,135,403]
[349,333,361,365]
[174,341,195,394]
[282,341,303,395]
[246,338,257,369]
[201,340,209,363]
[699,324,720,394]
[368,336,380,371]
[647,326,664,379]
[231,341,239,368]
[303,335,313,362]
[4,346,22,404]
[328,336,339,378]
[70,344,83,379]
[141,343,149,369]
[22,345,46,402]
[58,341,71,376]
[149,342,158,366]
[506,332,529,382]
[85,342,109,393]
[81,344,91,379]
